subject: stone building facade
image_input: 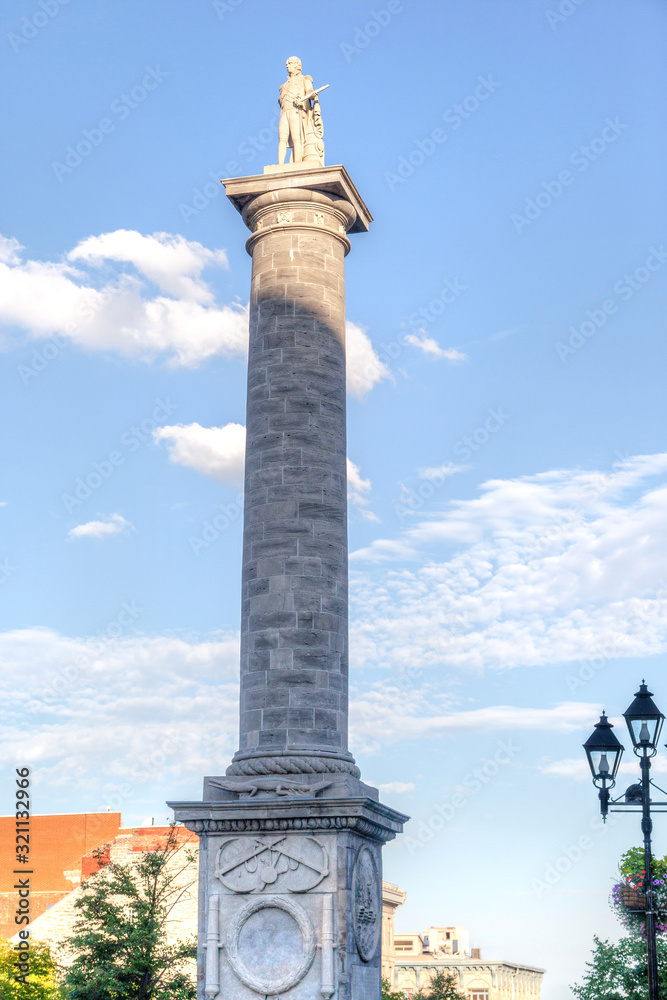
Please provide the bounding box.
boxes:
[381,882,544,999]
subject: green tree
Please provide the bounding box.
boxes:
[382,970,467,1000]
[571,933,667,999]
[62,826,197,1000]
[382,978,410,1000]
[0,938,63,998]
[414,970,468,1000]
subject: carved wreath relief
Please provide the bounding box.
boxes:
[225,894,317,996]
[215,834,329,894]
[352,846,381,962]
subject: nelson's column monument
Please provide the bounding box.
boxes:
[170,59,408,1000]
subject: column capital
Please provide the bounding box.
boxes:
[222,164,373,234]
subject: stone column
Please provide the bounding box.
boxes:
[229,170,359,778]
[170,165,407,1000]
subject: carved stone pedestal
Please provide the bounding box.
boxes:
[170,790,407,999]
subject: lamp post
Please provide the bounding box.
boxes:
[584,682,667,1000]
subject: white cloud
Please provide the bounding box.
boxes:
[154,425,379,516]
[0,230,248,367]
[420,462,466,481]
[347,458,379,522]
[0,236,23,266]
[351,688,599,752]
[68,230,228,304]
[0,623,606,791]
[68,514,132,539]
[346,321,392,399]
[154,422,246,487]
[350,682,602,755]
[350,453,667,671]
[404,331,468,362]
[377,782,415,794]
[0,628,240,794]
[0,236,390,392]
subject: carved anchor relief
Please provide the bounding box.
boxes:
[215,835,329,894]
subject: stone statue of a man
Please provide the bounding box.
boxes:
[278,56,325,166]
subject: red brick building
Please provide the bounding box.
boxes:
[0,812,122,939]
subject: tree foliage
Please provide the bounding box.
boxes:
[382,970,467,1000]
[571,933,667,999]
[0,938,63,999]
[61,826,197,1000]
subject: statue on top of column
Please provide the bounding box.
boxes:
[278,57,328,167]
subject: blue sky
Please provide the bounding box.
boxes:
[1,0,667,995]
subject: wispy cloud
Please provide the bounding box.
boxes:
[0,628,239,793]
[347,458,379,522]
[68,514,132,539]
[404,330,468,362]
[350,453,667,671]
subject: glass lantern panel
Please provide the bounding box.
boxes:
[629,716,663,748]
[587,748,620,779]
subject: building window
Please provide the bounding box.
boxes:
[469,992,489,1000]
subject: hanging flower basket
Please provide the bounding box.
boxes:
[617,885,647,911]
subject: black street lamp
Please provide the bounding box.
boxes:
[584,682,667,1000]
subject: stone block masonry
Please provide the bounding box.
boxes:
[169,165,407,1000]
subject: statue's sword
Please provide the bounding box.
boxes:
[293,83,329,107]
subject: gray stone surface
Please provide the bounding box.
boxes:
[168,166,408,1000]
[168,795,407,1000]
[223,170,369,778]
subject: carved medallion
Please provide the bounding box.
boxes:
[215,835,328,894]
[352,845,381,962]
[226,895,316,995]
[277,211,292,224]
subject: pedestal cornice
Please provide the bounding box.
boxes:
[168,795,408,845]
